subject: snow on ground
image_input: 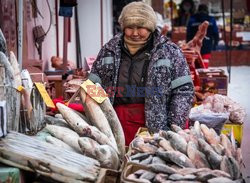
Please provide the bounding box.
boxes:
[213,66,250,181]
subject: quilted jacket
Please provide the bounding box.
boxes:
[90,30,194,132]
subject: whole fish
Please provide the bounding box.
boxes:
[156,150,195,168]
[211,143,225,155]
[153,173,168,183]
[148,163,177,174]
[207,177,234,183]
[45,136,77,152]
[187,141,210,168]
[165,131,187,155]
[44,115,70,128]
[96,83,126,158]
[156,137,174,151]
[177,130,190,142]
[131,137,158,154]
[220,156,241,180]
[140,155,153,165]
[0,29,7,55]
[193,121,202,138]
[45,124,81,153]
[56,103,118,153]
[235,148,243,167]
[168,173,196,181]
[200,124,218,146]
[220,134,233,157]
[171,124,183,133]
[198,139,222,169]
[210,128,220,143]
[0,52,14,82]
[211,169,231,178]
[178,168,204,175]
[152,156,166,165]
[78,137,120,169]
[130,152,151,161]
[9,51,22,87]
[79,88,118,152]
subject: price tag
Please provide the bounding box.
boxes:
[34,83,55,108]
[80,79,107,104]
[17,85,24,92]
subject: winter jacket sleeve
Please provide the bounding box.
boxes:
[167,46,194,128]
[89,49,106,84]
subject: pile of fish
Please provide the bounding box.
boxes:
[124,121,243,183]
[44,86,125,170]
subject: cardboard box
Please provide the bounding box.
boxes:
[96,168,121,183]
[197,68,228,95]
[134,127,150,138]
[221,123,243,145]
[120,162,149,183]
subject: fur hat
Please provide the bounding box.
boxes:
[118,2,157,32]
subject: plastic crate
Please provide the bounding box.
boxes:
[221,123,243,145]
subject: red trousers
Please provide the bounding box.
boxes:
[114,104,145,146]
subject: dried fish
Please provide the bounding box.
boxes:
[45,136,77,153]
[78,137,120,169]
[56,103,118,153]
[80,88,118,152]
[46,124,81,153]
[44,115,70,128]
[96,83,126,158]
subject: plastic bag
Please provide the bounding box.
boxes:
[189,105,229,134]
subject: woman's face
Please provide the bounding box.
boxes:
[124,27,151,42]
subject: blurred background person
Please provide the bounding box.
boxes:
[174,0,195,26]
[186,4,219,68]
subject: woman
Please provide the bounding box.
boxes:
[90,2,194,145]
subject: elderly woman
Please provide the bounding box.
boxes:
[90,2,194,145]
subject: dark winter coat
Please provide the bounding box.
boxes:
[90,30,194,132]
